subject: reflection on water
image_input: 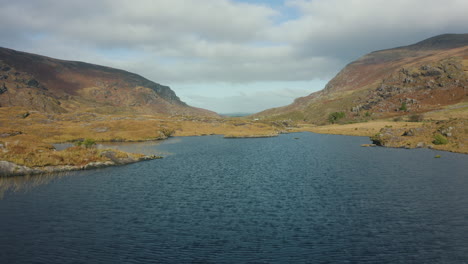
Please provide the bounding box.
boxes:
[0,172,68,199]
[97,140,173,156]
[53,142,73,151]
[53,137,183,156]
[1,133,468,263]
[3,138,184,198]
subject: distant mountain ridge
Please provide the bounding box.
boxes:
[395,33,468,51]
[0,47,217,117]
[255,34,468,123]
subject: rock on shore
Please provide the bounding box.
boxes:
[0,152,162,177]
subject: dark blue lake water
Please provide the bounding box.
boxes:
[1,133,468,263]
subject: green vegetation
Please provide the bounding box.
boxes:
[21,112,30,119]
[399,102,407,111]
[328,112,346,124]
[74,138,96,148]
[160,128,175,137]
[434,155,441,158]
[83,138,96,148]
[433,134,448,145]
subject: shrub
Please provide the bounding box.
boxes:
[328,112,346,124]
[75,138,96,148]
[21,112,30,119]
[83,138,96,148]
[160,128,175,137]
[432,134,448,145]
[408,114,424,122]
[399,102,407,111]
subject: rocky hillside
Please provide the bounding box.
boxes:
[0,47,217,117]
[255,34,468,124]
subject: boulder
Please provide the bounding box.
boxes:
[93,127,109,133]
[26,79,39,87]
[100,150,119,160]
[423,69,442,76]
[0,83,7,94]
[0,161,41,177]
[439,126,454,137]
[100,150,136,165]
[0,131,22,138]
[402,128,415,136]
[82,161,115,170]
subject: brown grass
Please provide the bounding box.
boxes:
[295,121,424,137]
[0,139,142,168]
[0,107,281,168]
[422,102,468,120]
[1,105,466,170]
[294,118,468,154]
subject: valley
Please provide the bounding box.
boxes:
[1,34,467,176]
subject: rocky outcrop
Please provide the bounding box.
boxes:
[0,161,42,177]
[0,131,23,138]
[363,58,467,114]
[254,34,468,124]
[0,83,7,94]
[369,119,466,152]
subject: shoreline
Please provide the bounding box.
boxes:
[293,120,467,154]
[0,152,161,178]
[2,118,467,177]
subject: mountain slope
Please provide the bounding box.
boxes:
[0,47,217,117]
[255,34,468,124]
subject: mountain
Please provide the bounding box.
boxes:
[255,34,468,124]
[0,47,217,117]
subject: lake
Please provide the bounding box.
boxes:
[1,133,467,263]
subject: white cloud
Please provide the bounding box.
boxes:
[182,88,310,114]
[174,80,327,113]
[0,0,467,112]
[278,0,468,59]
[0,0,276,48]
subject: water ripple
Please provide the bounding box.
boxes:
[1,133,468,263]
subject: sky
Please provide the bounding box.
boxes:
[1,0,467,113]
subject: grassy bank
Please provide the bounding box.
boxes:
[295,118,467,154]
[0,107,284,172]
[1,105,466,175]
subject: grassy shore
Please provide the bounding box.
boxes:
[1,104,466,176]
[0,107,286,173]
[297,103,468,153]
[294,119,467,154]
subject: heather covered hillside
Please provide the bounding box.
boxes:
[255,34,468,124]
[0,47,217,117]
